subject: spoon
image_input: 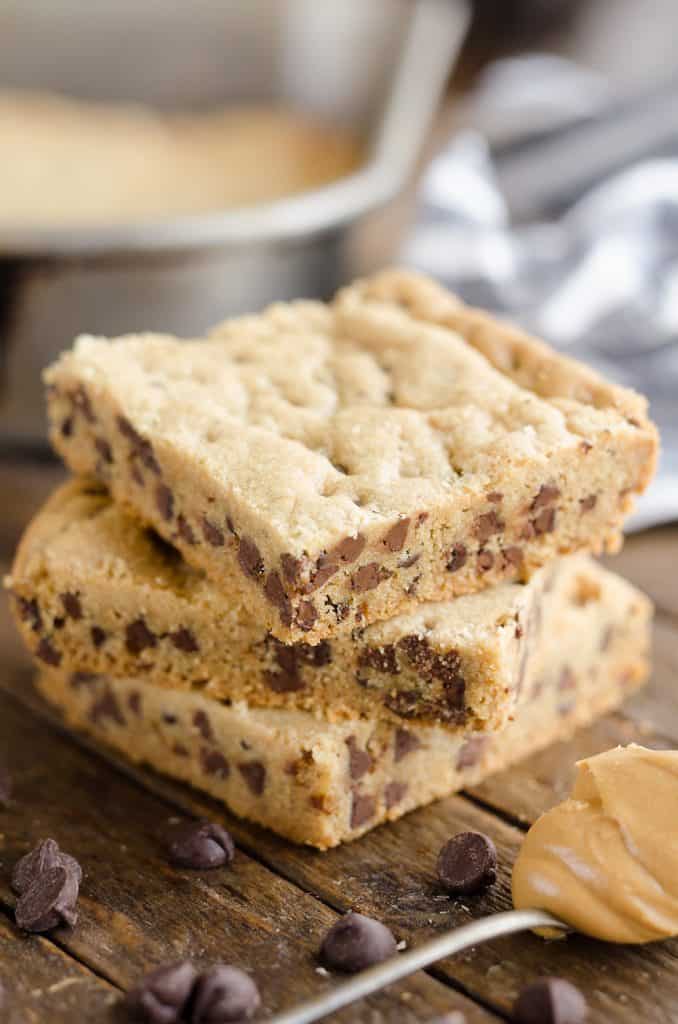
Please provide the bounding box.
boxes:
[268,909,568,1023]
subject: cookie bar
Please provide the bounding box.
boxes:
[8,480,648,732]
[44,269,657,644]
[34,591,650,848]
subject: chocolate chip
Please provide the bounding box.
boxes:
[296,600,317,631]
[513,978,588,1024]
[94,437,113,464]
[531,484,560,510]
[126,618,157,655]
[486,491,503,503]
[329,534,366,564]
[358,644,399,675]
[91,625,107,648]
[201,749,230,779]
[16,595,42,631]
[264,572,293,626]
[503,546,524,569]
[398,552,420,569]
[71,385,96,423]
[304,557,339,594]
[446,544,467,573]
[346,737,372,781]
[53,616,65,630]
[473,511,505,543]
[177,515,197,546]
[320,911,397,973]
[351,563,391,593]
[281,553,302,584]
[168,821,235,870]
[350,792,377,829]
[456,737,488,771]
[162,712,178,725]
[190,965,261,1024]
[70,671,98,689]
[385,781,408,809]
[0,764,11,807]
[394,728,422,762]
[202,517,224,547]
[533,507,556,534]
[476,550,494,572]
[193,710,213,741]
[89,688,125,726]
[238,537,264,579]
[297,641,332,667]
[61,592,83,620]
[12,839,79,895]
[61,416,74,437]
[36,638,61,667]
[116,416,161,474]
[579,494,597,512]
[15,865,80,932]
[126,960,198,1024]
[129,692,142,716]
[170,628,199,653]
[238,761,266,796]
[383,518,410,552]
[155,483,174,521]
[437,832,497,896]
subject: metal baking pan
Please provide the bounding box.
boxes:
[0,0,469,444]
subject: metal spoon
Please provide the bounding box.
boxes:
[269,909,568,1024]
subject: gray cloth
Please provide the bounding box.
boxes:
[404,132,677,529]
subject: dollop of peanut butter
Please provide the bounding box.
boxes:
[512,744,678,943]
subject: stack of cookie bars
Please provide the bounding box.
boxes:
[8,270,658,848]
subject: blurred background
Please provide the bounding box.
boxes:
[0,0,676,524]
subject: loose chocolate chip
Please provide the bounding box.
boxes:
[126,618,157,655]
[394,728,422,762]
[201,749,230,779]
[473,511,505,543]
[168,821,235,870]
[12,838,81,894]
[264,572,293,626]
[296,600,317,631]
[446,544,467,573]
[346,737,372,781]
[15,865,79,932]
[579,494,597,512]
[91,625,107,647]
[177,515,197,546]
[61,591,83,620]
[89,688,125,726]
[437,832,497,896]
[190,964,261,1023]
[358,644,399,675]
[94,437,113,464]
[193,710,213,741]
[238,537,264,579]
[155,483,174,521]
[513,978,588,1024]
[320,911,397,973]
[36,638,61,667]
[238,761,266,796]
[382,518,410,552]
[350,792,377,829]
[16,595,42,631]
[351,563,391,593]
[384,781,408,809]
[476,550,494,572]
[533,507,556,535]
[126,960,198,1024]
[280,553,302,584]
[0,763,11,807]
[202,517,224,547]
[329,534,367,564]
[531,484,561,510]
[170,628,200,653]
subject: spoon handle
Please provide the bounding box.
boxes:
[268,909,566,1024]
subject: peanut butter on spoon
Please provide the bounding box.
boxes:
[512,744,678,943]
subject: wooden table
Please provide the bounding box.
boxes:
[0,458,677,1023]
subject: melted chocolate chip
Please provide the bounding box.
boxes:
[394,728,422,762]
[473,511,505,543]
[191,965,260,1024]
[201,517,224,547]
[201,749,230,779]
[170,628,199,653]
[358,644,399,675]
[297,641,332,667]
[476,550,494,572]
[456,737,488,771]
[16,595,42,631]
[437,831,497,896]
[71,385,96,423]
[383,518,410,552]
[351,563,391,593]
[346,737,372,781]
[264,571,293,626]
[304,558,339,594]
[486,491,503,503]
[238,537,264,579]
[384,781,408,809]
[533,507,556,535]
[296,600,317,631]
[126,961,198,1024]
[238,761,266,796]
[91,625,107,648]
[513,978,588,1024]
[60,592,82,620]
[94,437,113,464]
[116,416,161,474]
[126,618,157,655]
[320,912,397,973]
[281,553,302,584]
[173,514,195,546]
[502,546,524,569]
[329,534,366,564]
[155,483,174,521]
[36,638,61,667]
[350,792,377,829]
[531,484,561,510]
[193,710,213,741]
[168,821,235,869]
[446,544,467,573]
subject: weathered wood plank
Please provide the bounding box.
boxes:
[0,914,121,1024]
[0,688,495,1024]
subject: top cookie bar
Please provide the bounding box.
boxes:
[44,269,658,643]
